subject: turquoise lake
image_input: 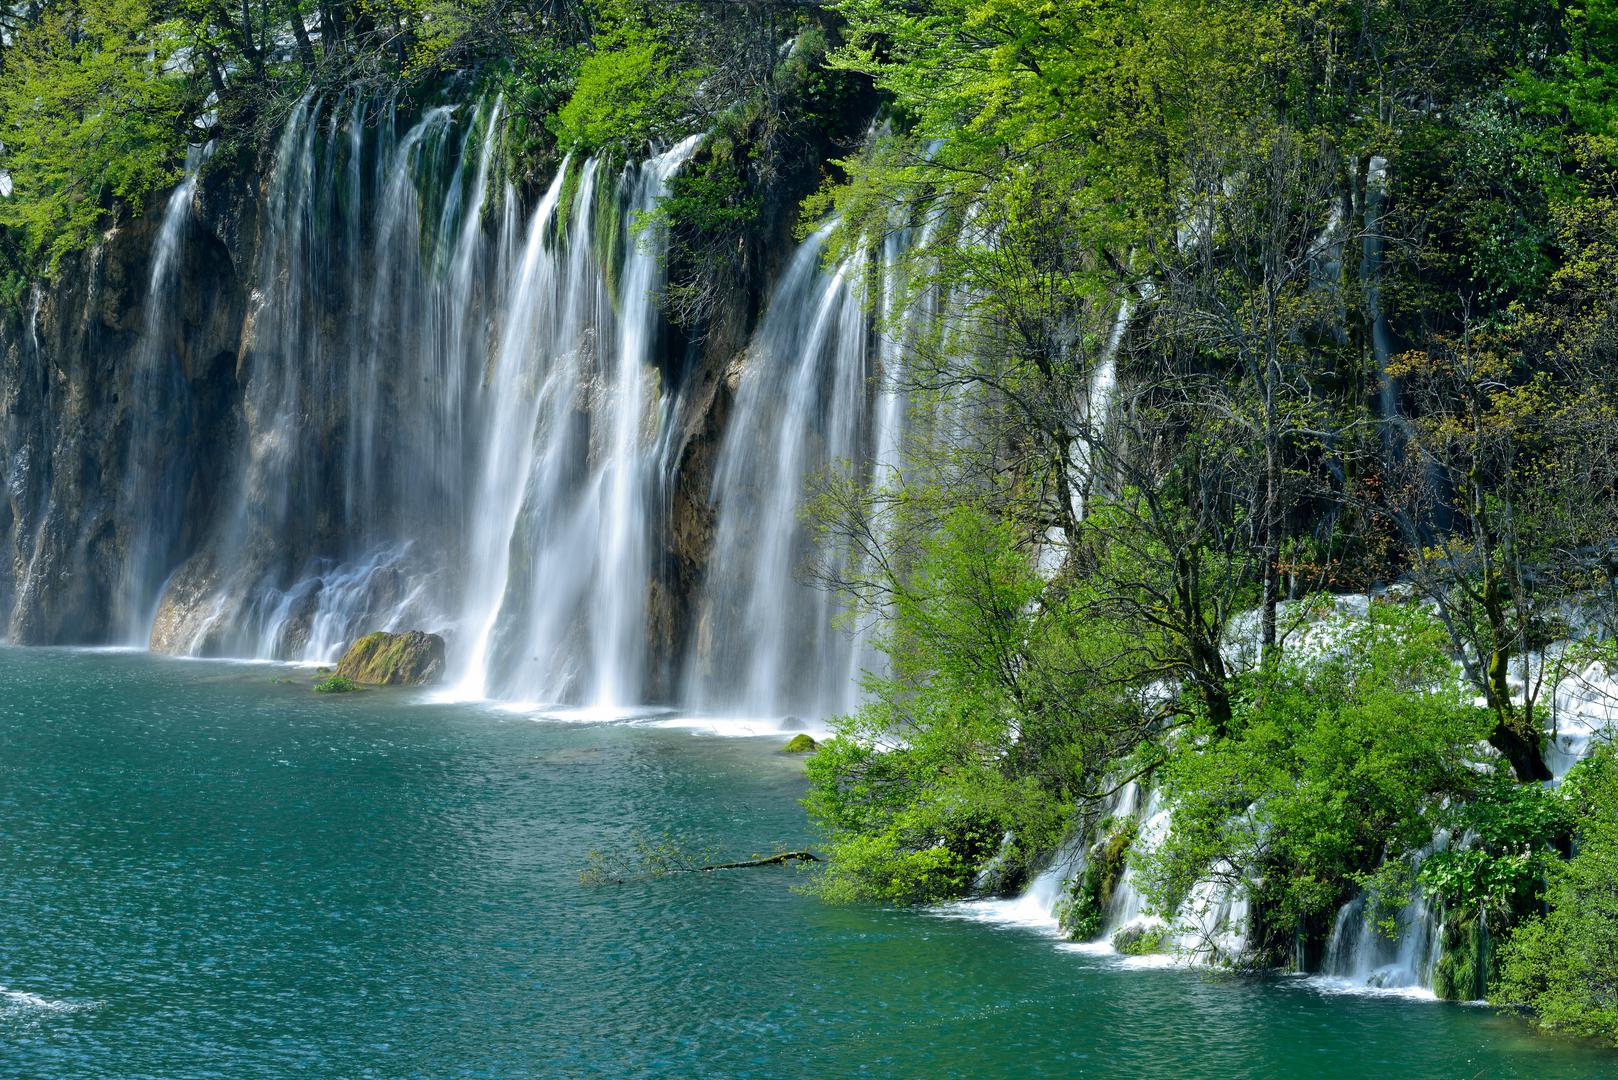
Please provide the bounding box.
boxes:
[3,647,1615,1078]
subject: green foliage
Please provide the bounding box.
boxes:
[552,5,703,155]
[313,674,359,693]
[1139,602,1493,951]
[496,43,583,184]
[1433,908,1493,1001]
[1113,925,1171,956]
[1513,0,1618,146]
[804,502,1117,904]
[0,0,187,270]
[1492,750,1618,1043]
[1419,776,1573,924]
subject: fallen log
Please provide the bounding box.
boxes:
[684,851,821,872]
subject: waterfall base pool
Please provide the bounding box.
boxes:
[2,648,1613,1079]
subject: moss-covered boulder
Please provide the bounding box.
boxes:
[1112,924,1170,956]
[1433,910,1492,1001]
[783,734,818,753]
[334,630,447,686]
[1056,818,1138,940]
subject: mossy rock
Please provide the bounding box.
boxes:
[782,734,818,753]
[1058,818,1139,940]
[1433,911,1492,1001]
[334,630,447,686]
[1113,925,1171,956]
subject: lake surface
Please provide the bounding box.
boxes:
[3,647,1614,1078]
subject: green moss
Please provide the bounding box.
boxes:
[334,630,447,686]
[1057,819,1138,940]
[783,734,818,753]
[1433,909,1491,1001]
[313,675,359,694]
[1114,925,1171,956]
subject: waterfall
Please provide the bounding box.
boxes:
[1319,865,1443,995]
[444,136,702,707]
[447,162,571,700]
[682,225,872,719]
[24,86,958,725]
[151,94,513,659]
[1361,156,1400,432]
[114,142,210,644]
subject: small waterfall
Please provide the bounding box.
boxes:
[1321,888,1441,994]
[683,225,872,719]
[114,143,210,644]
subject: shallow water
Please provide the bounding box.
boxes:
[2,648,1614,1078]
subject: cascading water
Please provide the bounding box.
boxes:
[1320,883,1442,994]
[682,225,873,719]
[146,91,715,712]
[113,143,210,644]
[448,135,702,707]
[153,93,494,658]
[22,85,957,724]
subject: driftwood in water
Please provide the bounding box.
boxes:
[680,851,820,872]
[580,837,819,885]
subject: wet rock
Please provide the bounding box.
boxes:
[1112,925,1170,956]
[782,733,817,753]
[335,630,446,686]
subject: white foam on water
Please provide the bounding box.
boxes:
[937,894,1063,935]
[644,714,836,741]
[1298,975,1438,1002]
[0,985,98,1015]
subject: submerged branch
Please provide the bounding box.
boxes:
[580,832,820,885]
[676,851,821,872]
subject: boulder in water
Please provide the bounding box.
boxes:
[782,734,818,753]
[1112,925,1170,956]
[334,630,447,686]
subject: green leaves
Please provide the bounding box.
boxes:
[553,38,701,155]
[0,0,188,270]
[1141,601,1494,938]
[803,500,1148,904]
[1492,750,1618,1043]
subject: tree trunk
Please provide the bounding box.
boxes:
[1489,717,1551,783]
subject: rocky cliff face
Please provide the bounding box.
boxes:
[1,175,247,645]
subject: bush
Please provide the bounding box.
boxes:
[803,504,1103,905]
[313,674,359,694]
[1113,925,1171,956]
[1419,774,1573,925]
[1492,750,1618,1043]
[1139,601,1494,962]
[552,28,702,155]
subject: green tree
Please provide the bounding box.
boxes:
[0,0,187,269]
[1139,601,1494,962]
[1493,750,1618,1044]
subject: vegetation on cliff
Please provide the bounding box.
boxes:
[334,630,447,685]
